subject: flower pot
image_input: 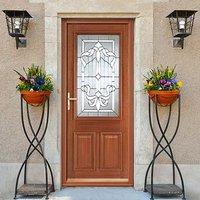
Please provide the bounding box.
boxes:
[20,91,51,106]
[148,90,180,106]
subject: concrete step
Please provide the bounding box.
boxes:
[1,187,183,200]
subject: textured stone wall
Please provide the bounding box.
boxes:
[0,0,45,194]
[0,0,44,163]
[154,0,200,164]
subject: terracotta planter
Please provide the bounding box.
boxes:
[20,91,51,106]
[148,90,180,106]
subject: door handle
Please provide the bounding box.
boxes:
[67,92,77,110]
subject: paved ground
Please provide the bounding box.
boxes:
[1,187,181,200]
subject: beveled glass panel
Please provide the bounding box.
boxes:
[77,35,119,117]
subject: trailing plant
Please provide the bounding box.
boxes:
[14,64,54,92]
[143,65,183,91]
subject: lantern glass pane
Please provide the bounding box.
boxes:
[13,18,21,33]
[5,15,30,37]
[178,18,186,31]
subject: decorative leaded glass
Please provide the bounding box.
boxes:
[77,35,119,117]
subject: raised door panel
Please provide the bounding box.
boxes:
[100,132,122,170]
[73,132,95,170]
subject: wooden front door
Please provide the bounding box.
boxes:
[61,19,134,186]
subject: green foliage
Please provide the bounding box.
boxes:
[15,64,54,92]
[27,64,45,79]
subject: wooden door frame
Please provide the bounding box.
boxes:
[61,18,134,187]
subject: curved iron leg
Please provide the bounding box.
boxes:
[24,102,46,184]
[26,101,49,199]
[150,99,171,200]
[26,99,54,198]
[154,97,186,199]
[144,96,186,200]
[15,97,45,197]
[14,97,54,199]
[144,97,172,192]
[155,100,176,185]
[26,99,54,192]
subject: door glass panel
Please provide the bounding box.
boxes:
[77,35,119,117]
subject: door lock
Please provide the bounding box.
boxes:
[67,92,77,110]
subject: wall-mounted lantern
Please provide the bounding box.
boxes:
[3,10,32,49]
[166,10,197,49]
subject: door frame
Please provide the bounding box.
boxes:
[61,18,134,187]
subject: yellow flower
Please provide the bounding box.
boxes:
[177,81,183,88]
[148,81,153,86]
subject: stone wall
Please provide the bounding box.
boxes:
[152,1,200,199]
[0,0,45,195]
[154,0,200,164]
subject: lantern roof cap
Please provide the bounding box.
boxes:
[2,10,32,18]
[166,10,197,18]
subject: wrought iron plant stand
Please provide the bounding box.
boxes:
[14,96,55,199]
[144,95,186,200]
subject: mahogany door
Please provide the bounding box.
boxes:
[62,19,134,186]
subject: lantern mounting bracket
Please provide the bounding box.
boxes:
[15,37,27,49]
[173,37,184,49]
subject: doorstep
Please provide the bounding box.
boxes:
[1,187,182,200]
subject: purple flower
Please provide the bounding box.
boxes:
[159,79,167,85]
[170,79,177,84]
[36,77,45,85]
[164,81,172,88]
